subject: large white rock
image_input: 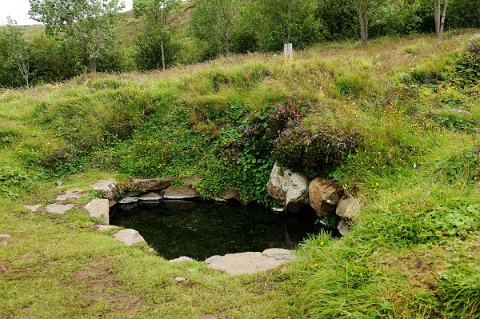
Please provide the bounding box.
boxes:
[205,249,296,275]
[285,171,309,213]
[91,180,117,199]
[85,199,110,224]
[267,163,309,213]
[267,163,287,205]
[113,229,146,246]
[45,204,74,215]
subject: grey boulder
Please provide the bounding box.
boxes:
[138,192,162,202]
[45,204,74,215]
[336,196,361,219]
[205,248,296,275]
[164,186,201,200]
[91,180,117,199]
[267,163,309,213]
[85,199,110,224]
[113,229,146,246]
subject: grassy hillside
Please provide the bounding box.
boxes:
[20,1,195,49]
[1,31,479,318]
[20,11,142,47]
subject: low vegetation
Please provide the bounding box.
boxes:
[1,31,479,318]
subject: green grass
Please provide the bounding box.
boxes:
[1,30,480,318]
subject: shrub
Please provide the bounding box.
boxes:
[273,124,360,173]
[452,36,480,87]
[268,99,307,139]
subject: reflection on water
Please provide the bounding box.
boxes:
[110,201,324,260]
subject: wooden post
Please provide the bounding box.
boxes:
[284,43,293,60]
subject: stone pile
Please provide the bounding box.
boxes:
[267,162,361,235]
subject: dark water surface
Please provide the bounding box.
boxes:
[110,201,322,260]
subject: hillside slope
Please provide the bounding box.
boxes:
[0,31,479,318]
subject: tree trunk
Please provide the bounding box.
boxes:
[435,0,448,40]
[160,6,166,71]
[89,60,97,73]
[355,0,369,46]
[434,0,440,37]
[358,10,368,46]
[160,38,166,71]
[440,0,448,37]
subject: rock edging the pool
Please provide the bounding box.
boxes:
[22,177,302,275]
[168,248,296,275]
[267,162,362,236]
[205,248,296,275]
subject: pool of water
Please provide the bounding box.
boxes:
[110,201,323,260]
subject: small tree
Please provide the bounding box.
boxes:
[29,0,124,73]
[0,18,31,87]
[353,0,370,46]
[190,0,239,56]
[433,0,448,39]
[250,0,322,52]
[353,0,388,46]
[133,0,180,71]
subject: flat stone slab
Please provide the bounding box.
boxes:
[56,189,85,201]
[170,256,195,263]
[138,192,162,202]
[113,229,146,246]
[262,248,296,260]
[91,180,117,199]
[85,199,110,224]
[96,225,120,232]
[0,234,11,247]
[164,186,201,200]
[219,189,241,203]
[128,178,172,191]
[24,205,41,213]
[205,249,296,275]
[174,276,187,283]
[45,204,74,215]
[119,196,139,204]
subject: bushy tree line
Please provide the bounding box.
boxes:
[0,0,478,88]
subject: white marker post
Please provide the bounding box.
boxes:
[284,43,293,60]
